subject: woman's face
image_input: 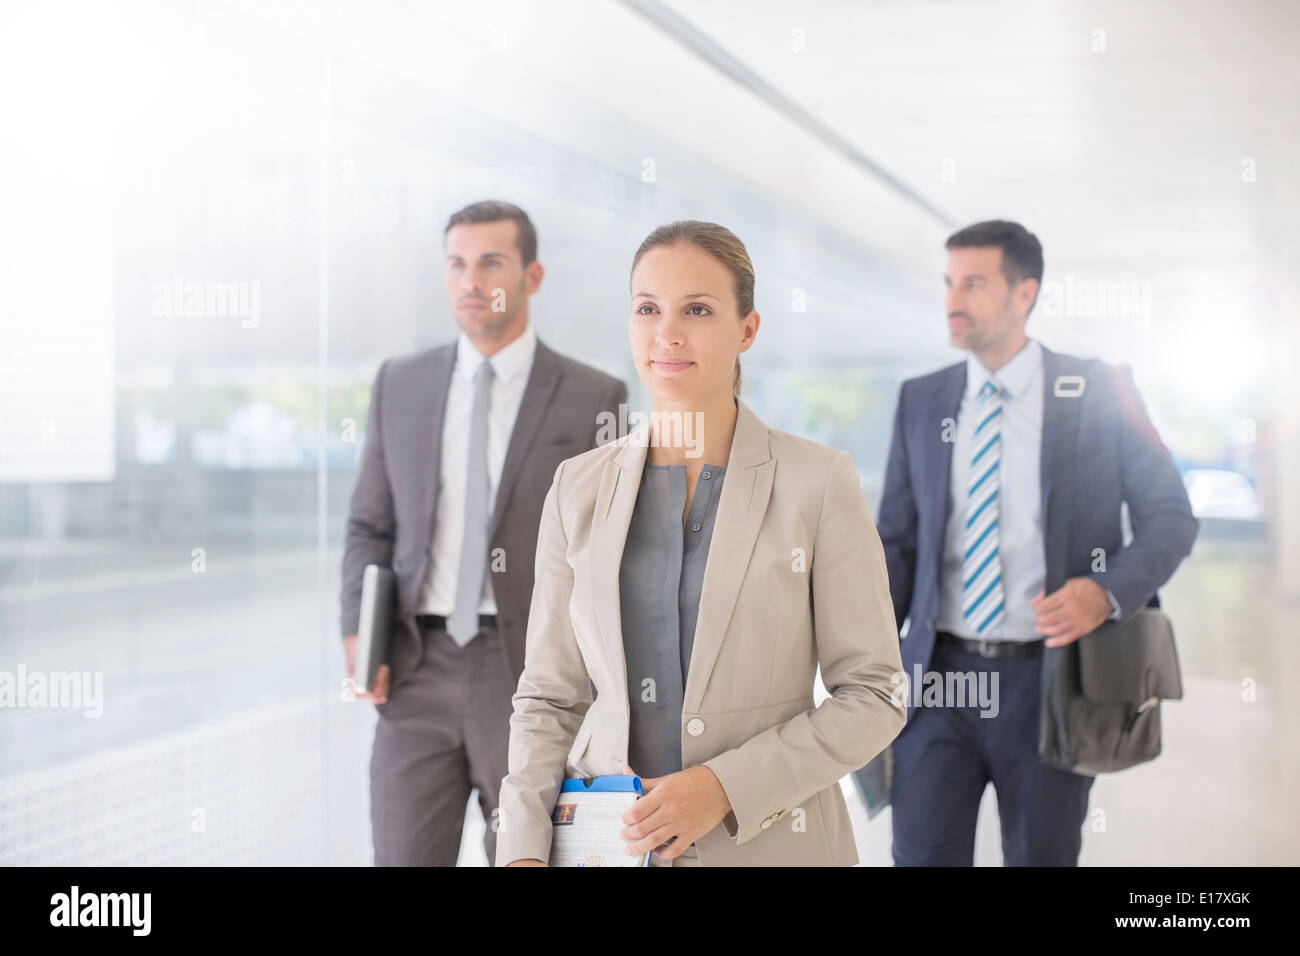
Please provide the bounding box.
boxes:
[629,241,758,404]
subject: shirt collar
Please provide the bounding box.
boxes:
[454,320,536,385]
[966,337,1041,400]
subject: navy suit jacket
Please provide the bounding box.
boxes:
[876,343,1199,709]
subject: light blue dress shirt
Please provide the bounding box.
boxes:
[936,338,1118,641]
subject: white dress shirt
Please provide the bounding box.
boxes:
[936,338,1046,641]
[416,321,536,616]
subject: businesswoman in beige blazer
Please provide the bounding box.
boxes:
[497,220,904,866]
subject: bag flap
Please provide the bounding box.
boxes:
[1077,609,1184,703]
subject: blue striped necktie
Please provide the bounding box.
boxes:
[962,378,1006,636]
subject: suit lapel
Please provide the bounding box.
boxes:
[1039,344,1084,592]
[929,363,966,591]
[418,345,457,556]
[684,400,774,713]
[1039,344,1062,541]
[490,339,562,540]
[588,442,642,699]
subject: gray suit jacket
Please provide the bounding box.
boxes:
[340,338,628,681]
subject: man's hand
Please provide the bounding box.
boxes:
[619,763,732,861]
[342,634,390,704]
[1031,578,1113,647]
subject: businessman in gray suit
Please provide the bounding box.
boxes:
[340,200,628,866]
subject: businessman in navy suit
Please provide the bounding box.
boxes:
[877,220,1198,865]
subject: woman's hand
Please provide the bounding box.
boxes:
[619,764,732,860]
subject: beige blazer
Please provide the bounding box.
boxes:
[495,398,905,866]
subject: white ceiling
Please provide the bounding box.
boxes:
[239,0,1298,372]
[657,0,1300,319]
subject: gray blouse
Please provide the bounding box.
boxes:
[618,459,728,781]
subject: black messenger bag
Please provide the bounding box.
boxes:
[1036,390,1186,775]
[1038,605,1184,775]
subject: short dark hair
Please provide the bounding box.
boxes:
[945,220,1044,294]
[444,200,538,266]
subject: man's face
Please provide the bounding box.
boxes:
[444,220,538,339]
[943,246,1030,352]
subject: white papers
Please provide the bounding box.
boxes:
[549,788,650,867]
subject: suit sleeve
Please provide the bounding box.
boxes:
[875,383,918,630]
[703,450,908,846]
[495,459,595,865]
[1085,365,1199,617]
[340,360,397,638]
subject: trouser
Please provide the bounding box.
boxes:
[369,619,514,866]
[890,635,1096,866]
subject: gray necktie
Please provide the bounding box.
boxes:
[448,358,494,646]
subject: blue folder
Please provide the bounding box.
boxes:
[560,776,645,794]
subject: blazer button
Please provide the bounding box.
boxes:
[686,718,705,737]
